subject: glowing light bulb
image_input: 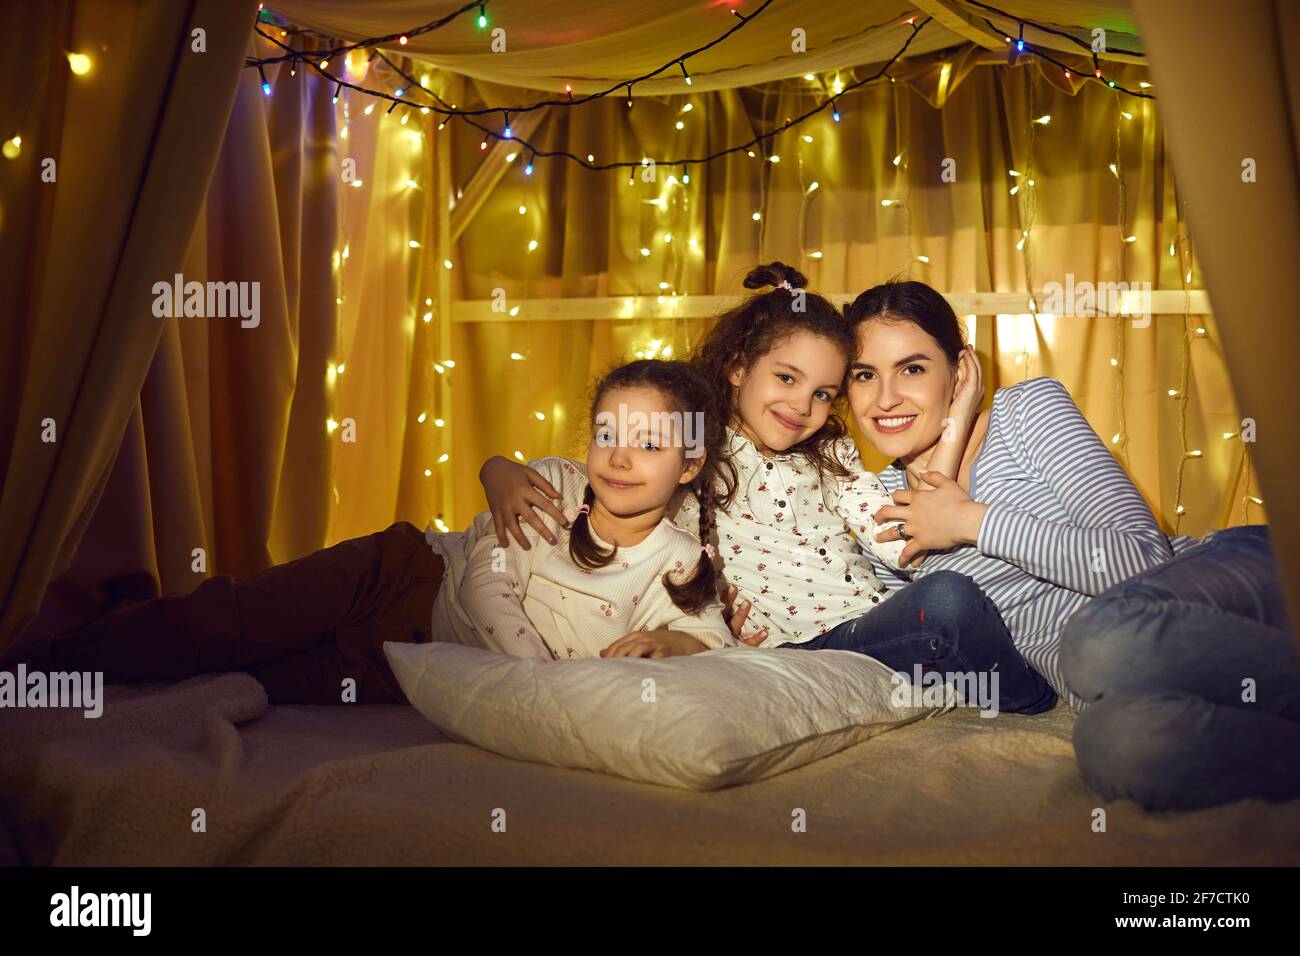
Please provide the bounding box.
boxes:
[1,135,20,160]
[408,240,422,248]
[417,412,427,423]
[510,352,524,361]
[67,52,92,75]
[399,35,409,45]
[527,239,538,251]
[1033,114,1051,125]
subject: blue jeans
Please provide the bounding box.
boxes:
[1061,525,1300,811]
[781,570,1058,715]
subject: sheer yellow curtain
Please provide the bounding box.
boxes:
[447,56,1258,537]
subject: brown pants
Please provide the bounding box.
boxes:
[30,522,444,704]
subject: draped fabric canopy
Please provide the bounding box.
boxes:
[273,0,1144,93]
[1,0,1296,657]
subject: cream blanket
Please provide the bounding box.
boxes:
[1,674,1298,865]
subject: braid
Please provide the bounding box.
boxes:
[663,478,721,615]
[568,484,616,570]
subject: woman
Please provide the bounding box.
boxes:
[837,279,1298,811]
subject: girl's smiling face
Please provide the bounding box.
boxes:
[727,330,847,454]
[847,319,957,463]
[586,385,704,518]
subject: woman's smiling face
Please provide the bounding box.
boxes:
[847,318,957,463]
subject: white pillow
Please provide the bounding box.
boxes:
[384,642,948,791]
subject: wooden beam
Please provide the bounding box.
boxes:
[452,290,1211,323]
[909,0,1006,51]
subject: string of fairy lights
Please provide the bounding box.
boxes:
[5,5,1257,532]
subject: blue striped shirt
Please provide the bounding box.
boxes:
[868,376,1194,711]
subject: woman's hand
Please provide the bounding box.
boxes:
[600,630,709,659]
[479,455,568,549]
[874,472,988,567]
[722,585,768,646]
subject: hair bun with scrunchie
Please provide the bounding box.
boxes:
[742,261,806,295]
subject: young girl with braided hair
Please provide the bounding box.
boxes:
[19,359,736,703]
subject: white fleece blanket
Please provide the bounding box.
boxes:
[1,673,1298,865]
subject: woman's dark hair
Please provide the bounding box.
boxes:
[569,359,734,615]
[843,278,966,363]
[691,261,858,482]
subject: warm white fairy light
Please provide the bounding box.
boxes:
[417,412,427,423]
[510,352,524,360]
[438,453,450,463]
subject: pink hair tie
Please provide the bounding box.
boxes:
[575,503,591,518]
[702,543,716,559]
[777,280,794,292]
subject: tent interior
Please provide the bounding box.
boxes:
[0,0,1297,864]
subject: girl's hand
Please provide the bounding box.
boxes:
[873,472,988,567]
[722,585,768,646]
[479,455,568,549]
[600,630,709,659]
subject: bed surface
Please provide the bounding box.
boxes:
[2,673,1298,865]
